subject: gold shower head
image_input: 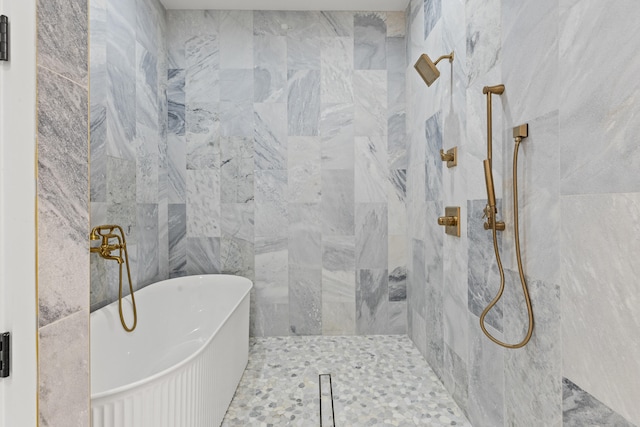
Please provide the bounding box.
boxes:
[414,52,454,87]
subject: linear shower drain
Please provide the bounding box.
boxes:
[319,374,336,427]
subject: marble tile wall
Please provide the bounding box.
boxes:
[163,10,407,337]
[406,0,640,425]
[37,0,90,425]
[90,0,168,310]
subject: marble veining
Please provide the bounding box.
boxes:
[354,12,387,70]
[423,0,442,41]
[320,103,355,169]
[288,70,321,136]
[563,378,636,427]
[355,203,388,269]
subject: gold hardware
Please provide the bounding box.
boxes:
[479,121,534,349]
[90,225,138,332]
[513,123,528,140]
[439,147,457,168]
[414,51,454,87]
[437,206,460,237]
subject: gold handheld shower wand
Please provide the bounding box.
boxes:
[90,224,138,332]
[479,85,534,349]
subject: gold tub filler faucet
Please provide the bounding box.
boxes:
[90,225,138,332]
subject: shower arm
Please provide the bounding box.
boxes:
[433,52,455,66]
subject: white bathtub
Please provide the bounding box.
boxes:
[91,274,252,427]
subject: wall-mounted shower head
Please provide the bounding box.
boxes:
[414,51,454,87]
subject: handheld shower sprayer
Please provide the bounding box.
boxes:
[479,85,534,349]
[414,51,454,87]
[90,224,138,332]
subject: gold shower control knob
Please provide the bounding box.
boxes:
[438,207,461,237]
[437,216,457,226]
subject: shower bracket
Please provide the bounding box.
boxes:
[440,147,458,168]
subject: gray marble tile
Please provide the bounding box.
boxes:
[166,10,219,69]
[186,170,220,237]
[423,0,442,40]
[443,344,469,419]
[167,69,185,136]
[504,270,561,427]
[254,36,287,103]
[135,43,158,130]
[136,124,159,204]
[254,202,288,238]
[561,192,640,424]
[287,37,321,70]
[354,70,387,137]
[388,234,407,302]
[37,0,88,85]
[424,202,444,379]
[219,11,253,69]
[388,301,407,334]
[288,203,322,269]
[286,11,354,39]
[466,0,501,85]
[220,137,254,203]
[186,237,221,275]
[559,0,640,195]
[136,204,159,287]
[354,12,387,70]
[254,237,289,305]
[386,12,406,38]
[321,170,353,236]
[288,70,321,136]
[467,199,503,332]
[319,103,355,169]
[251,302,290,337]
[220,101,253,137]
[105,203,137,245]
[288,137,321,203]
[135,0,164,54]
[563,378,636,427]
[185,35,220,104]
[38,311,89,427]
[289,266,322,335]
[356,269,389,334]
[90,99,107,204]
[355,203,388,269]
[322,236,355,272]
[425,111,443,202]
[168,203,186,276]
[387,169,407,235]
[221,203,254,243]
[467,314,504,427]
[167,134,186,203]
[186,103,220,170]
[320,37,354,103]
[409,239,426,319]
[255,170,287,204]
[355,136,389,203]
[220,69,253,103]
[37,68,89,327]
[106,156,136,204]
[220,235,254,280]
[502,0,558,126]
[158,199,169,279]
[322,270,356,335]
[254,103,287,170]
[252,11,289,36]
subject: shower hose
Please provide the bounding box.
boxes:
[480,136,534,349]
[117,233,138,332]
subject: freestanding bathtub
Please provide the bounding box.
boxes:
[91,274,252,427]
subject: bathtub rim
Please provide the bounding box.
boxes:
[90,274,253,401]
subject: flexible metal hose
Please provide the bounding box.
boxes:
[116,233,138,332]
[479,137,534,349]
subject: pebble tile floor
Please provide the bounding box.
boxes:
[222,335,471,426]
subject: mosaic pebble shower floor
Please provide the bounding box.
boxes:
[222,335,471,426]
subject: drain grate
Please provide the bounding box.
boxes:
[319,374,335,427]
